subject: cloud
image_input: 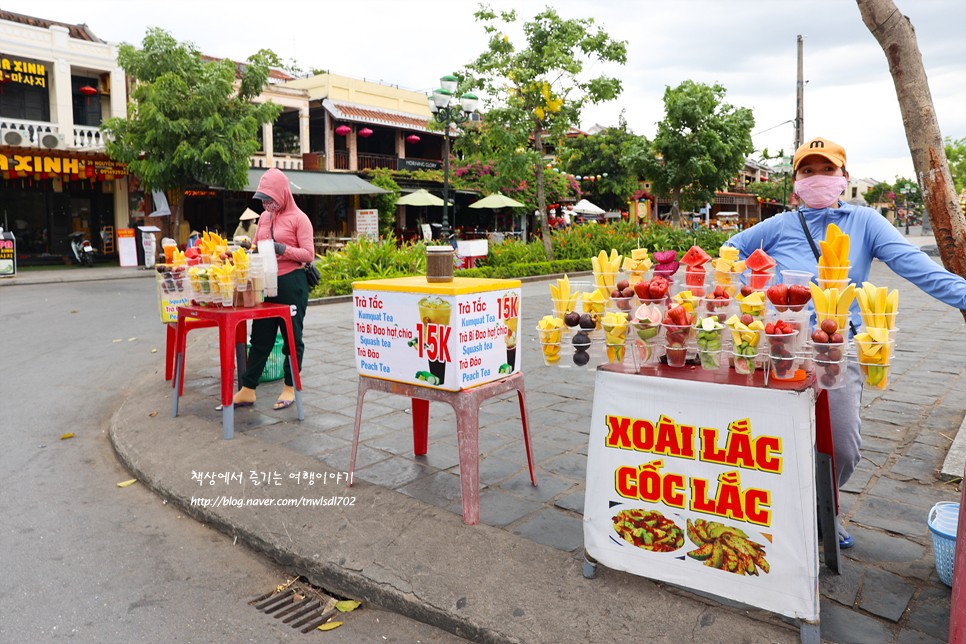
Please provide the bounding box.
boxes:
[4,0,963,181]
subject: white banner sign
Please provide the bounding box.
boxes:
[583,369,819,620]
[356,209,378,240]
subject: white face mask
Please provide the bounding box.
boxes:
[793,175,848,209]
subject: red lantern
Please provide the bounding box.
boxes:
[79,85,98,106]
[85,165,95,178]
[406,134,420,144]
[335,125,351,136]
[358,127,373,138]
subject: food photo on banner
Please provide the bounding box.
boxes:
[582,370,820,621]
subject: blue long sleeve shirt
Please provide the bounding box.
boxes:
[727,202,966,330]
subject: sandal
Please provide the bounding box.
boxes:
[273,398,294,410]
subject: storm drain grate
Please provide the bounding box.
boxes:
[249,579,342,634]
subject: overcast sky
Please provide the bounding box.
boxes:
[10,0,965,183]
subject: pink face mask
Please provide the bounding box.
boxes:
[793,175,847,209]
[262,199,282,215]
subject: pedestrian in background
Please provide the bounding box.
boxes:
[229,168,314,411]
[233,208,259,243]
[726,137,966,549]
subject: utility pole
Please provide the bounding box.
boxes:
[794,35,804,151]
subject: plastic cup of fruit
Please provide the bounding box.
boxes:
[812,342,848,389]
[857,338,896,363]
[662,323,694,368]
[605,337,637,372]
[766,312,809,352]
[737,303,767,321]
[605,296,637,314]
[816,268,850,290]
[732,348,760,375]
[538,340,563,366]
[780,269,813,286]
[700,295,734,324]
[552,297,580,321]
[856,344,892,388]
[697,349,725,371]
[637,296,669,312]
[635,337,663,367]
[683,269,709,297]
[765,329,798,357]
[564,332,600,369]
[713,272,739,296]
[742,269,776,291]
[765,351,801,381]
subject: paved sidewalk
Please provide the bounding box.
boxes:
[22,234,963,642]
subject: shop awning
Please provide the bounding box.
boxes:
[243,169,389,196]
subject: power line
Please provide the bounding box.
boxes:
[754,119,794,137]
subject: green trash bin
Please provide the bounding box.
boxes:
[250,333,285,382]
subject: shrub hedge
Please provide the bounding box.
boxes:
[309,223,733,298]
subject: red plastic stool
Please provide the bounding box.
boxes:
[349,373,536,525]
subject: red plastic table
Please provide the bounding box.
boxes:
[171,303,304,439]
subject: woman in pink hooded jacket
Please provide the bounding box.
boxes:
[232,168,314,409]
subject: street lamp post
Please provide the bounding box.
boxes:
[428,75,477,238]
[900,186,911,235]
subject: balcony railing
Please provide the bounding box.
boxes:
[0,117,109,151]
[358,153,396,171]
[250,153,303,170]
[73,125,107,150]
[333,150,349,170]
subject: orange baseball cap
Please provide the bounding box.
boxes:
[793,137,847,171]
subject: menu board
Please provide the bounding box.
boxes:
[353,277,521,391]
[583,369,819,621]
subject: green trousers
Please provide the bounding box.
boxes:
[241,269,308,389]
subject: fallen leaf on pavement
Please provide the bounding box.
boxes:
[117,479,137,488]
[317,622,342,631]
[335,600,361,612]
[60,433,75,440]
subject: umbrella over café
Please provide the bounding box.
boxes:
[468,193,526,209]
[396,189,445,206]
[572,198,605,215]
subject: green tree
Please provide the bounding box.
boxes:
[625,81,755,224]
[103,28,282,234]
[945,136,966,194]
[555,114,642,211]
[363,169,401,237]
[863,181,894,206]
[463,5,627,260]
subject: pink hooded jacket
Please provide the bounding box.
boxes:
[251,168,315,276]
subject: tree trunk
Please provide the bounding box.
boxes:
[534,129,554,261]
[857,0,966,323]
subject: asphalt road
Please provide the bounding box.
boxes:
[0,278,463,643]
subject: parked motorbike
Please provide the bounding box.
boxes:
[68,231,95,267]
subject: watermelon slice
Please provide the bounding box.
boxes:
[681,245,711,268]
[745,248,776,272]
